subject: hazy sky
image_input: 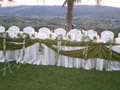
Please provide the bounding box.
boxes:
[1,0,120,8]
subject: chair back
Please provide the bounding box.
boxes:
[101,30,114,43]
[0,26,5,32]
[23,26,35,34]
[39,27,51,35]
[54,28,66,36]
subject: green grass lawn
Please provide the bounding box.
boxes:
[0,62,120,90]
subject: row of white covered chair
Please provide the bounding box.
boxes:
[0,25,120,43]
[0,26,120,71]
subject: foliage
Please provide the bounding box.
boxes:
[0,16,120,33]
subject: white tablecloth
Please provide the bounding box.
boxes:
[0,43,120,71]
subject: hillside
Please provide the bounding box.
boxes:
[0,5,120,18]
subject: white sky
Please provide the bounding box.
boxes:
[1,0,120,8]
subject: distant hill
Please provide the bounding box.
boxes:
[0,5,120,18]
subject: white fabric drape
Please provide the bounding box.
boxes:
[0,43,120,71]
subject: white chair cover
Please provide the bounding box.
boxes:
[75,33,83,41]
[67,29,82,41]
[54,28,66,36]
[85,30,98,40]
[39,27,51,35]
[9,26,20,32]
[23,26,35,34]
[7,26,20,38]
[23,26,35,38]
[36,32,47,40]
[38,27,52,39]
[118,33,120,38]
[68,29,79,35]
[0,26,5,32]
[101,30,114,43]
[115,38,120,44]
[7,27,20,38]
[116,33,120,44]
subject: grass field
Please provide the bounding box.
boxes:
[0,62,120,90]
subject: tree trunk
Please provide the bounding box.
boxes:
[66,0,74,32]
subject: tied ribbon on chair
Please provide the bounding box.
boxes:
[82,36,90,59]
[22,33,27,64]
[0,32,13,76]
[17,33,22,39]
[82,36,90,68]
[14,33,27,68]
[56,35,63,65]
[107,39,114,68]
[49,33,53,40]
[67,35,71,41]
[93,36,97,42]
